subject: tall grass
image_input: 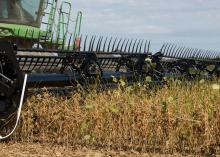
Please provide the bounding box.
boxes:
[11,79,220,154]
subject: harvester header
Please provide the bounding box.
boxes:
[0,0,219,139]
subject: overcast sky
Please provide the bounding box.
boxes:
[70,0,220,51]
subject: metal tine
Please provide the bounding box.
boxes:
[181,47,188,59]
[123,39,130,53]
[178,47,186,58]
[191,48,198,59]
[207,50,212,59]
[203,50,208,60]
[217,52,220,59]
[195,49,201,59]
[147,40,151,54]
[102,37,108,52]
[200,50,206,59]
[163,43,171,56]
[115,38,123,52]
[127,39,134,53]
[205,50,210,59]
[173,45,180,57]
[119,39,127,53]
[164,43,171,57]
[190,48,198,59]
[107,37,113,53]
[169,44,177,57]
[144,40,149,54]
[205,50,210,60]
[209,51,214,60]
[135,39,142,53]
[172,45,181,57]
[131,39,138,54]
[202,50,206,59]
[91,36,96,52]
[136,39,143,53]
[216,51,220,59]
[168,44,177,57]
[83,35,88,51]
[211,51,217,59]
[184,47,192,59]
[79,34,83,51]
[160,43,166,54]
[209,51,214,59]
[185,48,193,59]
[138,40,144,54]
[174,46,182,58]
[186,48,193,59]
[184,48,190,59]
[88,36,94,52]
[209,51,215,59]
[90,36,97,52]
[166,44,175,57]
[67,34,72,51]
[96,36,103,52]
[147,41,151,54]
[159,43,166,54]
[210,51,216,59]
[98,36,104,52]
[216,51,218,59]
[111,38,118,52]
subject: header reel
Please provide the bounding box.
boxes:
[0,34,219,138]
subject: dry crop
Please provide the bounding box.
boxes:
[9,79,220,155]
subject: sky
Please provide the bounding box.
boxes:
[70,0,220,51]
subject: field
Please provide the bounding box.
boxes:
[1,79,220,156]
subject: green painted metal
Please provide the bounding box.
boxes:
[73,11,83,38]
[57,1,71,42]
[43,0,58,35]
[0,23,43,39]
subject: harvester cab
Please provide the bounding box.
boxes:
[0,0,83,48]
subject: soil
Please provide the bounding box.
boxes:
[0,142,204,157]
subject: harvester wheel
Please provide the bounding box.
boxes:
[0,41,24,125]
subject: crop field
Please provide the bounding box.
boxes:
[1,79,220,156]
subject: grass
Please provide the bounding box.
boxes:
[9,79,220,155]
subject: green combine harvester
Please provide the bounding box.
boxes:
[0,0,219,140]
[0,0,82,48]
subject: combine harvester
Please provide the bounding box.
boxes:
[0,0,219,139]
